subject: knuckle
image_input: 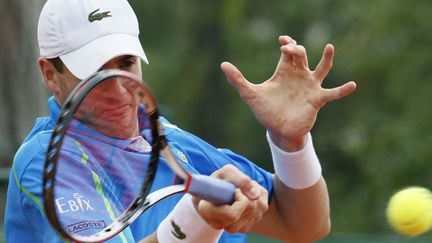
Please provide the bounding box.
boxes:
[217,210,240,223]
[239,225,253,234]
[212,221,227,230]
[222,164,236,171]
[225,225,240,234]
[261,186,269,195]
[213,164,238,179]
[226,213,241,223]
[238,176,253,189]
[239,228,248,234]
[262,202,269,212]
[210,169,221,177]
[247,201,258,211]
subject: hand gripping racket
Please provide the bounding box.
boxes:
[43,69,236,242]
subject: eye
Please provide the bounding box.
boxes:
[120,57,137,69]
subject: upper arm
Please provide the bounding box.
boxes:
[6,138,61,242]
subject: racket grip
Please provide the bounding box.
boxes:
[188,174,236,205]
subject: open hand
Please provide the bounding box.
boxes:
[221,35,356,151]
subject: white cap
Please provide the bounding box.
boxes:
[37,0,148,80]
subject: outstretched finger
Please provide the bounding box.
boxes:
[321,81,357,102]
[279,45,294,67]
[290,44,309,69]
[278,35,297,46]
[221,62,253,100]
[314,44,334,82]
[278,36,297,66]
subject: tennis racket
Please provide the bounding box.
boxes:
[43,69,236,242]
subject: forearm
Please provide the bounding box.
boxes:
[274,176,330,242]
[253,132,330,242]
[252,176,330,242]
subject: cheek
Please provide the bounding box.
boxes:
[126,67,141,78]
[132,62,142,77]
[135,69,142,78]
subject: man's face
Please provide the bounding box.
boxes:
[55,55,142,103]
[61,55,143,139]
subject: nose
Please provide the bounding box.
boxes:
[97,78,127,98]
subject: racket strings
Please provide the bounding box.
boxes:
[44,71,161,241]
[54,133,154,238]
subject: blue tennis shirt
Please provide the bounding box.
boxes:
[5,96,274,242]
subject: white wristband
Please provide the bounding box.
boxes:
[266,132,322,189]
[157,194,223,243]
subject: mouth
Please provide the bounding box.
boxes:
[99,103,132,119]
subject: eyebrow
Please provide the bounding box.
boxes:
[121,55,135,60]
[101,55,136,69]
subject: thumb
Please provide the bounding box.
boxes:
[212,165,260,200]
[220,62,252,98]
[239,180,261,200]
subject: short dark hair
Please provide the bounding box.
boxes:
[47,57,65,73]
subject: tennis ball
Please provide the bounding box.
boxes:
[386,187,432,236]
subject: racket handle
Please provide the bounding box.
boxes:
[188,174,236,205]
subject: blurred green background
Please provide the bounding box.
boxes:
[2,0,432,242]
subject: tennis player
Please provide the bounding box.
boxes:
[5,0,356,242]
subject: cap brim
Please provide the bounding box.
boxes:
[60,33,148,80]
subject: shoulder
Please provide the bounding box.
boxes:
[12,129,53,207]
[22,116,54,143]
[14,129,52,175]
[6,130,54,241]
[13,98,57,192]
[160,117,251,167]
[160,118,273,189]
[15,112,54,173]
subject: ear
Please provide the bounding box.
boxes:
[38,57,60,94]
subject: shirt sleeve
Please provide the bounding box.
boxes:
[164,126,274,196]
[6,136,64,243]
